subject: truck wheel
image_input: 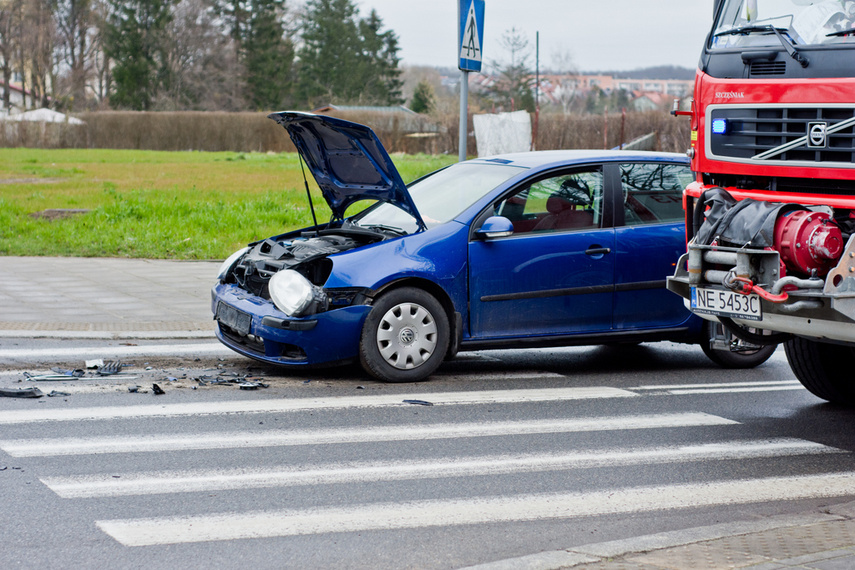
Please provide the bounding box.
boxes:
[700,321,777,368]
[784,337,855,405]
[359,287,449,383]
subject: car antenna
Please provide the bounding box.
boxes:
[298,153,319,229]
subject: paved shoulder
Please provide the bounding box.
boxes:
[0,256,219,338]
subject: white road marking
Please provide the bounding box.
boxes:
[43,439,840,498]
[0,386,637,425]
[670,386,806,395]
[1,412,733,457]
[96,472,855,546]
[632,380,805,395]
[633,380,801,390]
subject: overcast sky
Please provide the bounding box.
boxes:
[357,1,715,72]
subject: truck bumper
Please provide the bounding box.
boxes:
[668,237,855,344]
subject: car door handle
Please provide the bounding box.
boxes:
[585,247,611,256]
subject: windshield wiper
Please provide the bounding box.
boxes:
[826,28,855,37]
[715,24,809,67]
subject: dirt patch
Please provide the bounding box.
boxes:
[0,177,64,185]
[29,208,91,221]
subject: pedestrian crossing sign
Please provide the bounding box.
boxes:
[458,0,485,72]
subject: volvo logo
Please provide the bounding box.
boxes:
[808,122,828,148]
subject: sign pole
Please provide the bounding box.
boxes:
[459,71,468,162]
[457,0,484,163]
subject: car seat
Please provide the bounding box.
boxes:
[532,179,594,231]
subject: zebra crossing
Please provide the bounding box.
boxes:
[1,378,853,557]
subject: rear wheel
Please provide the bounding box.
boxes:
[700,320,777,369]
[784,337,855,405]
[359,287,449,383]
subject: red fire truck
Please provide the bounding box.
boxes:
[667,0,855,404]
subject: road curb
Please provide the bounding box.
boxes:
[0,330,216,340]
[460,503,855,570]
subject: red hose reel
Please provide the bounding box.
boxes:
[773,210,843,277]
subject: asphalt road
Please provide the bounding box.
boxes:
[3,340,855,569]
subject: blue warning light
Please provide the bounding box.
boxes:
[711,118,729,135]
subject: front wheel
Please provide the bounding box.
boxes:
[785,337,855,405]
[359,287,450,383]
[700,320,777,369]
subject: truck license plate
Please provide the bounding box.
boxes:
[691,287,762,321]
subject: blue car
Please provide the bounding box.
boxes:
[212,112,775,382]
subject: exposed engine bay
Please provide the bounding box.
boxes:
[223,222,402,299]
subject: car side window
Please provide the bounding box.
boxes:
[620,163,692,226]
[494,168,603,235]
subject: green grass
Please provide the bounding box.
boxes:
[0,148,456,259]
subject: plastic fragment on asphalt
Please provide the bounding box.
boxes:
[51,368,85,378]
[47,390,71,397]
[0,387,45,398]
[25,374,83,381]
[85,359,104,369]
[97,361,123,376]
[239,382,269,390]
[152,384,165,395]
[403,399,434,406]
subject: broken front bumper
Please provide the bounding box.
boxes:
[667,236,855,344]
[211,283,372,366]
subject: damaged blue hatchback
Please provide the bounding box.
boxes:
[212,112,775,382]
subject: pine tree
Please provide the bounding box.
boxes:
[296,0,401,107]
[410,80,435,114]
[243,0,293,110]
[103,0,174,110]
[358,9,402,105]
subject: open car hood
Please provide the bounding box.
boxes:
[269,112,425,229]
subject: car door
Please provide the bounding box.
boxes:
[612,160,694,330]
[468,166,616,339]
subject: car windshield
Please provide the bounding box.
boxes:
[711,0,855,48]
[354,162,526,233]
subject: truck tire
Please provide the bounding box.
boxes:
[700,321,777,369]
[784,337,855,405]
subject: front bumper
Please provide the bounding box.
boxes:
[211,283,372,366]
[667,239,855,344]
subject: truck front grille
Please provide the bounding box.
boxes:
[708,106,855,168]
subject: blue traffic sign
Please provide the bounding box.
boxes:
[458,0,485,72]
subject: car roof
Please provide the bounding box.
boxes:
[467,150,689,170]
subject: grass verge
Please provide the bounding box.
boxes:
[0,148,456,260]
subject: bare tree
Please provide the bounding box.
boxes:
[22,0,57,108]
[485,27,535,112]
[0,1,20,111]
[54,0,99,109]
[160,0,245,110]
[550,47,579,115]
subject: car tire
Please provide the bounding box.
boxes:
[359,287,450,383]
[700,320,777,369]
[784,337,855,405]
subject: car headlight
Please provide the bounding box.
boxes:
[217,247,249,282]
[268,270,316,316]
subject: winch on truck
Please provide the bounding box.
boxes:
[666,0,855,405]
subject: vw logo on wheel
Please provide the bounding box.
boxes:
[399,327,416,345]
[808,122,828,148]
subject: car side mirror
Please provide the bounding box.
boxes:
[474,216,514,240]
